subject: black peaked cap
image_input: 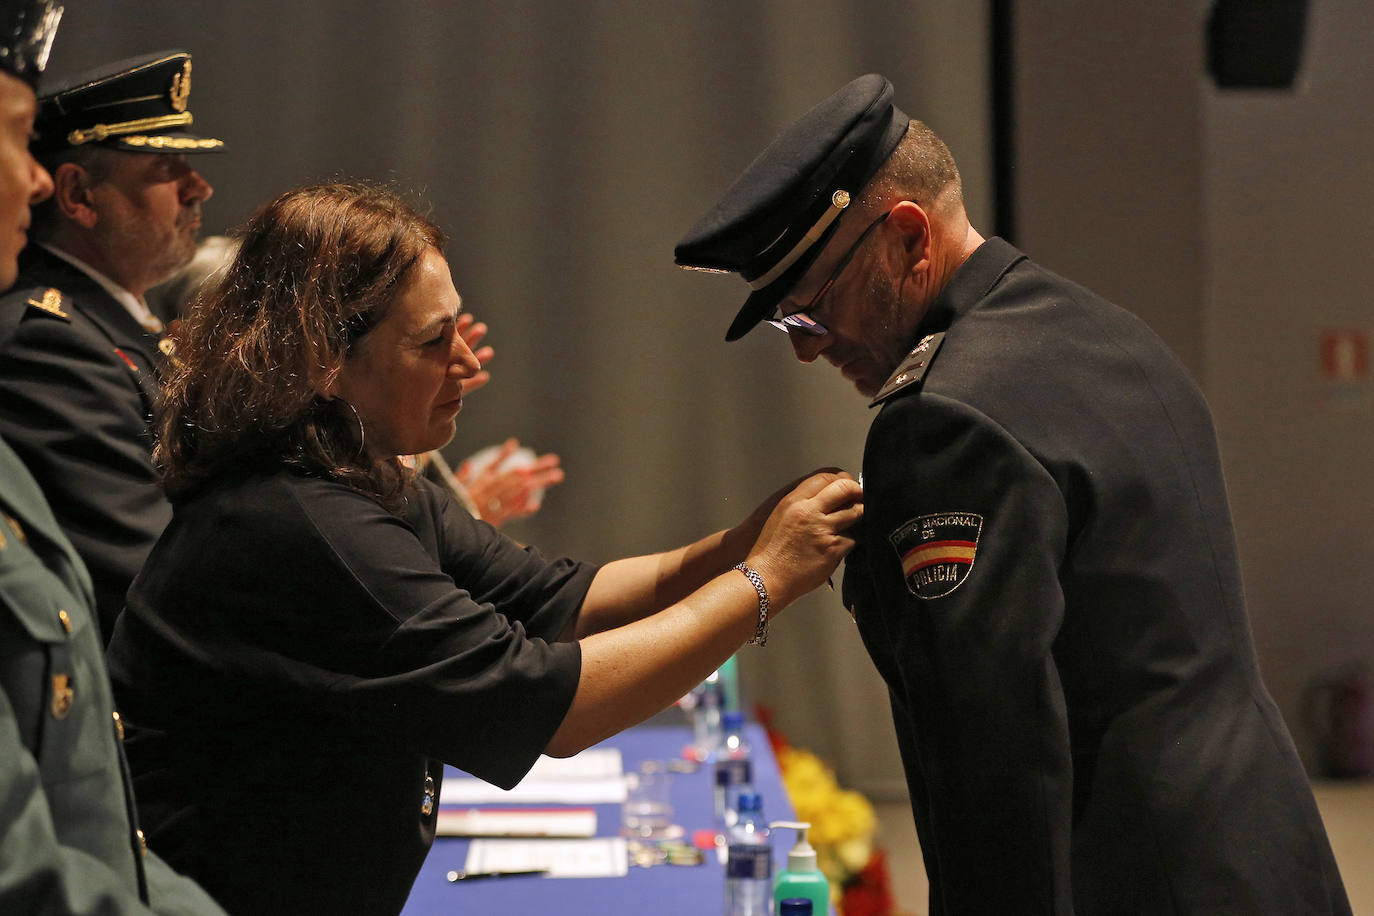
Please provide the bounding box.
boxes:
[34,50,225,156]
[675,73,908,341]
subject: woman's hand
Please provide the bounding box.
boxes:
[743,470,863,611]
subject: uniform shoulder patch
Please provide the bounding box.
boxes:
[23,288,72,321]
[869,332,944,407]
[889,511,983,599]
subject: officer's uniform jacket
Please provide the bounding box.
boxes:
[0,436,224,914]
[844,238,1350,914]
[0,245,173,643]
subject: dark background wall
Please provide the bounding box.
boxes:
[1015,0,1373,774]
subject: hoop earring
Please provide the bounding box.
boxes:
[336,397,366,459]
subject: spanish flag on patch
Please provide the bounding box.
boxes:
[889,512,983,599]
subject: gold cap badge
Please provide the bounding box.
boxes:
[169,59,191,112]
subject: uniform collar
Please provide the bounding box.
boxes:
[914,236,1026,338]
[37,242,164,333]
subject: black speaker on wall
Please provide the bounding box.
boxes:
[1207,0,1308,89]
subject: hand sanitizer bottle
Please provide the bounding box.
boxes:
[769,821,829,916]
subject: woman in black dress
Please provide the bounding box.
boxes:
[107,182,861,916]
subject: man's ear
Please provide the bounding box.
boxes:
[888,200,931,275]
[50,162,102,230]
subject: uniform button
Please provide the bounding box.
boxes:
[113,710,125,741]
[58,609,72,634]
[136,829,148,858]
[50,674,73,719]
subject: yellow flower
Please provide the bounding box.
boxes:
[777,745,878,886]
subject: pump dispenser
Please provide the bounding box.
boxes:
[769,821,830,916]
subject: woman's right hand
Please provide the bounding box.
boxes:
[744,470,863,612]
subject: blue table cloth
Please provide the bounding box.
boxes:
[400,722,813,915]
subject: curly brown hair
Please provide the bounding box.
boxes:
[155,181,445,504]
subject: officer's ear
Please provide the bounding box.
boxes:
[888,200,931,278]
[49,162,106,230]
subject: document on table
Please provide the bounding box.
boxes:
[463,838,629,879]
[435,807,597,837]
[440,748,627,805]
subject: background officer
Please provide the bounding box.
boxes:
[677,74,1351,914]
[0,4,226,912]
[0,49,220,641]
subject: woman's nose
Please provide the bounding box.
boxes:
[451,334,482,376]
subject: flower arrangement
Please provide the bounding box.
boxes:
[758,707,905,916]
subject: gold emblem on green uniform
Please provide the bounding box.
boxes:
[2,513,24,549]
[27,288,68,319]
[170,59,191,112]
[51,674,73,719]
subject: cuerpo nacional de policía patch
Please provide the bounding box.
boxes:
[889,512,983,599]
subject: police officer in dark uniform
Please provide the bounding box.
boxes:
[677,75,1351,914]
[0,50,221,642]
[0,5,226,912]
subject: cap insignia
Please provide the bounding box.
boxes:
[27,288,69,319]
[169,59,191,112]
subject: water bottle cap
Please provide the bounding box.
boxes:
[780,899,814,915]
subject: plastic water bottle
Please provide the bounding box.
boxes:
[724,791,771,916]
[714,710,753,835]
[689,670,725,761]
[721,709,749,759]
[714,754,752,836]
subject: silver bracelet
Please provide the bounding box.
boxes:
[733,562,770,647]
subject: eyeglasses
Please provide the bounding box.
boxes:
[766,209,891,336]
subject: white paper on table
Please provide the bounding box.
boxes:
[463,838,629,878]
[435,807,597,837]
[440,748,627,805]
